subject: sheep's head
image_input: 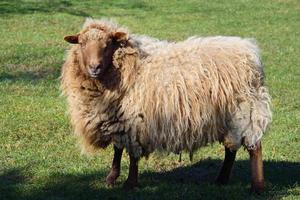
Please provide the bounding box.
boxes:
[64,27,128,78]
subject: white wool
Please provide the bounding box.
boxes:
[61,18,272,158]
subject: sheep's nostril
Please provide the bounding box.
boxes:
[96,64,102,70]
[90,64,101,70]
[90,64,100,70]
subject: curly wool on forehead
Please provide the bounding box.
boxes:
[81,29,108,41]
[80,18,129,40]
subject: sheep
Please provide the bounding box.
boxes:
[61,18,272,193]
[61,19,169,186]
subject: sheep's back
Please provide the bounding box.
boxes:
[124,36,264,153]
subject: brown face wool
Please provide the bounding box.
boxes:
[61,18,271,158]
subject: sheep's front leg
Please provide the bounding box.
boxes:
[106,145,123,186]
[248,141,264,194]
[215,147,237,185]
[123,154,139,190]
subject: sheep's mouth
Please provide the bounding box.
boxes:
[90,72,100,78]
[88,68,102,78]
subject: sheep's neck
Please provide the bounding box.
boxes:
[97,65,122,91]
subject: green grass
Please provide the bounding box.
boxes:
[0,0,299,199]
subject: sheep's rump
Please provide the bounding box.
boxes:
[120,36,271,155]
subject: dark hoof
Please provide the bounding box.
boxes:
[250,182,264,194]
[105,171,120,187]
[122,180,138,190]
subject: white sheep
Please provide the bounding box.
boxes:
[61,18,271,193]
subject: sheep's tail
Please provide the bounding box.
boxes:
[224,86,272,150]
[243,86,272,149]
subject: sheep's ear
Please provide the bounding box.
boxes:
[64,34,79,44]
[113,31,128,43]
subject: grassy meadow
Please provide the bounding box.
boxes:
[0,0,299,199]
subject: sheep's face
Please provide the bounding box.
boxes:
[64,28,128,78]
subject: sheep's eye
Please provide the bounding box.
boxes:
[105,41,114,50]
[106,40,113,46]
[103,43,110,52]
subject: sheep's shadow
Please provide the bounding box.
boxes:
[141,159,300,186]
[0,0,89,17]
[1,159,299,200]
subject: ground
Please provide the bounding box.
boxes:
[0,0,299,199]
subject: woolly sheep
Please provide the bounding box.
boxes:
[61,18,272,193]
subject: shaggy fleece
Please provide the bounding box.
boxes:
[61,18,272,158]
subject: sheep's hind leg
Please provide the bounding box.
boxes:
[248,141,264,194]
[215,147,237,185]
[123,154,139,190]
[106,145,123,186]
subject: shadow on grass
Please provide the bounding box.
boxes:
[0,0,89,17]
[103,0,153,11]
[0,0,155,17]
[1,160,299,200]
[0,67,61,82]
